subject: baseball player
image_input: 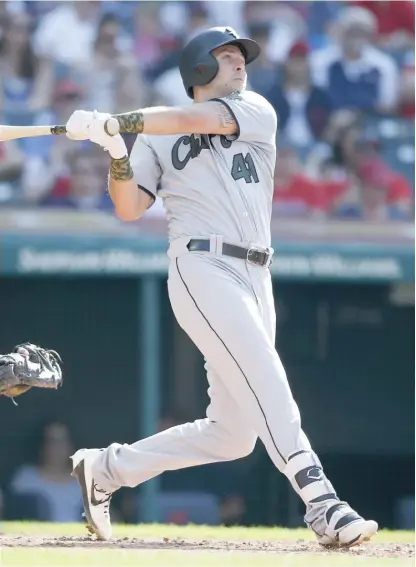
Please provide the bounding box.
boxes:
[65,27,378,546]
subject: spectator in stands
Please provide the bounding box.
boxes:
[152,5,211,106]
[21,80,85,204]
[132,2,168,74]
[80,13,150,114]
[23,2,61,22]
[0,12,53,126]
[0,138,23,204]
[244,1,307,64]
[399,50,415,119]
[202,0,246,38]
[245,22,276,97]
[0,1,6,29]
[305,1,342,50]
[134,2,183,86]
[33,1,100,70]
[273,147,327,219]
[9,419,82,522]
[100,1,137,35]
[322,122,413,220]
[266,41,332,150]
[310,6,399,114]
[41,150,113,212]
[355,137,413,220]
[185,2,213,39]
[350,1,415,52]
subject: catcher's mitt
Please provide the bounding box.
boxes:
[0,343,62,404]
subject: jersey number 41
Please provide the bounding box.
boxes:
[231,152,259,184]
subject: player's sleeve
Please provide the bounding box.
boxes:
[129,134,162,206]
[211,90,277,144]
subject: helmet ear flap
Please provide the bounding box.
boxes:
[193,64,208,77]
[191,53,219,88]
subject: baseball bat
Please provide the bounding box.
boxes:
[0,117,120,142]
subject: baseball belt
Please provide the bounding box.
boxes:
[187,239,273,267]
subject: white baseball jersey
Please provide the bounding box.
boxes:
[129,90,277,248]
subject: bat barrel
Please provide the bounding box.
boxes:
[0,124,61,142]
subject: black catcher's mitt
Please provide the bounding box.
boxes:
[0,343,62,404]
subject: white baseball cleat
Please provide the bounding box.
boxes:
[71,448,113,541]
[306,500,378,548]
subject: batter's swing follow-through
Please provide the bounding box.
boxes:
[10,26,378,547]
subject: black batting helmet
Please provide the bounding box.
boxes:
[179,27,260,99]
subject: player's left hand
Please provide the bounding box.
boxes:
[66,109,94,141]
[0,343,63,405]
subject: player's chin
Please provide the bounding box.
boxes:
[231,78,246,91]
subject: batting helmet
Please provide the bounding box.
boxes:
[179,27,260,99]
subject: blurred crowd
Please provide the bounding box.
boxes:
[0,0,414,222]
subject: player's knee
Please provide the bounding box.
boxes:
[227,431,257,460]
[210,421,257,460]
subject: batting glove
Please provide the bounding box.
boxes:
[88,110,127,160]
[65,110,94,141]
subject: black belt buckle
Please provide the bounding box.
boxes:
[247,247,272,268]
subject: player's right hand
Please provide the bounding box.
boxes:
[65,110,94,141]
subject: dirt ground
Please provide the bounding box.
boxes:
[0,535,414,559]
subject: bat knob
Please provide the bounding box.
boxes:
[104,118,120,137]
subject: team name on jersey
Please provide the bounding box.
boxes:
[172,134,233,171]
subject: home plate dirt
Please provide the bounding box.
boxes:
[0,535,414,558]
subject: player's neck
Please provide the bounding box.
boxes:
[194,89,217,103]
[194,87,241,103]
